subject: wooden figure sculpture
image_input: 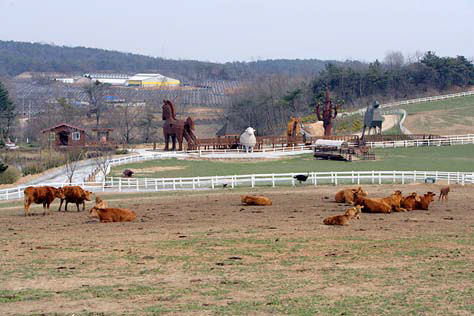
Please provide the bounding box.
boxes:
[315,89,340,136]
[361,100,383,140]
[162,100,197,151]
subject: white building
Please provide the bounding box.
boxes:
[127,73,180,87]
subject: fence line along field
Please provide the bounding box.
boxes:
[1,184,474,315]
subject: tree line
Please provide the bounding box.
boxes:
[227,51,474,135]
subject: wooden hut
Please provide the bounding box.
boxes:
[42,123,86,148]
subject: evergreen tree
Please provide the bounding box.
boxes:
[0,81,15,141]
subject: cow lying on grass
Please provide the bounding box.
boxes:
[323,205,362,226]
[379,190,407,212]
[354,192,392,213]
[415,192,436,210]
[94,196,108,209]
[241,195,272,206]
[58,186,92,212]
[24,186,64,216]
[335,187,367,205]
[401,192,419,211]
[89,206,136,223]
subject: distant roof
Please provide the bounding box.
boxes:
[41,123,85,133]
[216,120,242,136]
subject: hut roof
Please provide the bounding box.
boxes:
[41,123,85,133]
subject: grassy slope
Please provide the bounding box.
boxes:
[109,145,474,178]
[399,94,474,114]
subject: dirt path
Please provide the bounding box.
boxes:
[1,184,473,315]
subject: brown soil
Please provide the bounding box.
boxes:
[1,184,473,315]
[405,110,474,135]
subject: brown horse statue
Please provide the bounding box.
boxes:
[162,100,197,151]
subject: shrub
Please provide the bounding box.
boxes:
[115,149,129,155]
[0,166,21,184]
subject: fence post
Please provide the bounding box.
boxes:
[252,175,255,188]
[314,173,318,186]
[378,172,382,185]
[352,171,355,184]
[462,173,465,186]
[448,173,451,185]
[272,174,275,187]
[291,174,295,187]
[111,177,113,187]
[192,178,195,190]
[357,172,360,185]
[119,178,122,192]
[197,177,200,188]
[145,178,148,190]
[102,178,105,192]
[155,179,158,191]
[413,171,417,184]
[17,187,21,199]
[162,178,165,189]
[393,170,396,183]
[334,172,338,186]
[136,179,139,191]
[173,179,176,190]
[211,177,215,189]
[232,176,235,189]
[6,190,8,200]
[372,171,375,184]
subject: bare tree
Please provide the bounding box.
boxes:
[93,149,112,181]
[84,81,110,128]
[64,149,85,184]
[384,51,405,70]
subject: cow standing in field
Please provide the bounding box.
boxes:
[439,187,450,203]
[24,186,65,216]
[58,186,93,212]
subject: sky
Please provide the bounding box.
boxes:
[0,0,473,63]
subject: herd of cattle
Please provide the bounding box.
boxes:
[22,184,450,225]
[23,186,136,222]
[241,186,449,226]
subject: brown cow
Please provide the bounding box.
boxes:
[354,192,392,213]
[401,192,419,211]
[58,186,93,212]
[241,195,272,206]
[415,192,436,210]
[379,190,407,212]
[89,206,136,223]
[335,187,367,205]
[439,186,450,202]
[24,186,65,216]
[323,205,362,226]
[94,196,108,209]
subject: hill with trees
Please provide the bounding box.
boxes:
[0,40,333,80]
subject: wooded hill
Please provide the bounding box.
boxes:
[0,40,334,80]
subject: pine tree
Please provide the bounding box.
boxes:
[0,81,15,141]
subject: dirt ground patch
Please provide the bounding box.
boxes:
[1,184,474,315]
[137,166,187,173]
[405,110,474,135]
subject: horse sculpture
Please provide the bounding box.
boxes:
[162,100,197,151]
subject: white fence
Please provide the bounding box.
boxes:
[2,170,473,202]
[366,134,474,148]
[340,90,474,117]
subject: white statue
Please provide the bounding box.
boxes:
[239,127,257,153]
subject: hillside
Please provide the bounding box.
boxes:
[0,40,332,80]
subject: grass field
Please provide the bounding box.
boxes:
[399,95,474,135]
[109,145,474,179]
[1,184,474,315]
